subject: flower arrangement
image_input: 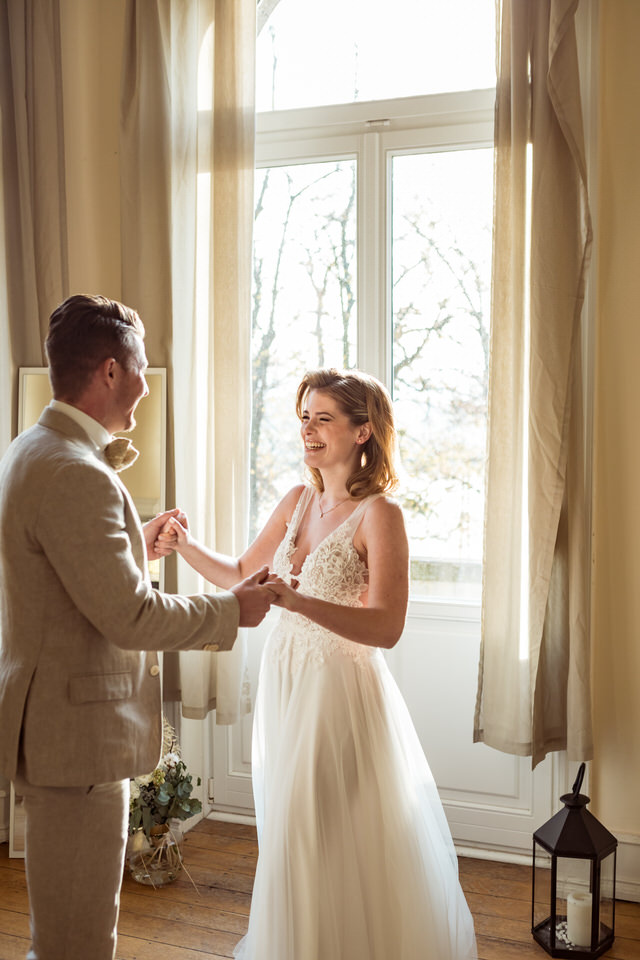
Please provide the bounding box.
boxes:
[129,717,202,838]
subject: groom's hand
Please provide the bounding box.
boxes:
[143,508,187,560]
[231,566,273,627]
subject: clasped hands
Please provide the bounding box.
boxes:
[142,508,300,628]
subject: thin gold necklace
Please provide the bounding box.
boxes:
[319,494,351,519]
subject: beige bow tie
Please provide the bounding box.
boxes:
[104,437,139,472]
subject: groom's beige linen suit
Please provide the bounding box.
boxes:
[0,406,239,957]
[0,405,238,784]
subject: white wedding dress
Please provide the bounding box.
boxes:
[234,486,477,960]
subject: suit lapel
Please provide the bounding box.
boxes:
[38,406,147,574]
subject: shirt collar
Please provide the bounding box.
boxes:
[49,400,112,451]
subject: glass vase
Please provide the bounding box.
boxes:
[128,820,184,887]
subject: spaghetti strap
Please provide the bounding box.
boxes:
[287,486,315,540]
[343,492,383,534]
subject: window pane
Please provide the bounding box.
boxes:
[250,160,357,537]
[392,148,493,599]
[256,0,496,112]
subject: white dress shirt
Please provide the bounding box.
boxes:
[49,399,111,451]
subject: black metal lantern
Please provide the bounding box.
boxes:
[532,764,617,958]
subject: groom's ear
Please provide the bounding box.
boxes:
[99,357,118,387]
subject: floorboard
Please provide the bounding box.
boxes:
[1,818,638,958]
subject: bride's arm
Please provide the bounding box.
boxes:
[156,485,305,589]
[269,497,409,649]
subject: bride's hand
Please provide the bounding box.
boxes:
[265,574,301,611]
[143,508,187,560]
[155,515,191,555]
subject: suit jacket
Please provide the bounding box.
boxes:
[0,407,239,786]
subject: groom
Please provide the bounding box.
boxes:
[0,294,272,960]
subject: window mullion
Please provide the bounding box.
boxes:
[357,131,389,386]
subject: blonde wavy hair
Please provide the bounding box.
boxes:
[296,368,399,499]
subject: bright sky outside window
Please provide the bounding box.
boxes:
[391,148,493,597]
[256,0,496,111]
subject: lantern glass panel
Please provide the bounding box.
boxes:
[599,851,615,941]
[533,841,552,932]
[557,856,593,950]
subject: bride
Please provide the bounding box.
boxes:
[157,367,477,960]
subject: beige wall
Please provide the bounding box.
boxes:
[590,0,640,837]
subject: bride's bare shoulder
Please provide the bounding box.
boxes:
[366,494,404,518]
[277,484,311,520]
[360,495,407,539]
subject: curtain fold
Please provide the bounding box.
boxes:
[0,0,68,831]
[474,0,593,767]
[0,0,68,438]
[120,0,255,724]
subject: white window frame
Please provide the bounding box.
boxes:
[255,88,495,619]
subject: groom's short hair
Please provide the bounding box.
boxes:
[45,294,145,401]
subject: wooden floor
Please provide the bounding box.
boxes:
[1,818,639,959]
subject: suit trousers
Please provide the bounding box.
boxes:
[14,764,129,960]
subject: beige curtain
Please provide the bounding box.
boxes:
[474,0,593,767]
[120,0,255,723]
[0,0,68,440]
[0,0,68,828]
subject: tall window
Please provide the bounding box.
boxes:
[252,0,495,600]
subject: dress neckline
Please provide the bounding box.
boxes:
[288,486,373,579]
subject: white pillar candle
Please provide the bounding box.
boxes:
[567,892,593,947]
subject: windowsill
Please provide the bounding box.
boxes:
[408,595,481,623]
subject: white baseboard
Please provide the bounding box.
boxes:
[457,834,640,905]
[455,843,531,866]
[207,810,257,827]
[616,833,640,903]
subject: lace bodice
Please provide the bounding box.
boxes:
[269,486,381,671]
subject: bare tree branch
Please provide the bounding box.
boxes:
[257,0,284,36]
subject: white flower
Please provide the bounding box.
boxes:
[135,772,154,786]
[162,752,182,770]
[129,781,141,800]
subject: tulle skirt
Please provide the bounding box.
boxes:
[234,629,477,960]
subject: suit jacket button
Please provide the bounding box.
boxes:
[203,643,220,652]
[149,664,160,676]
